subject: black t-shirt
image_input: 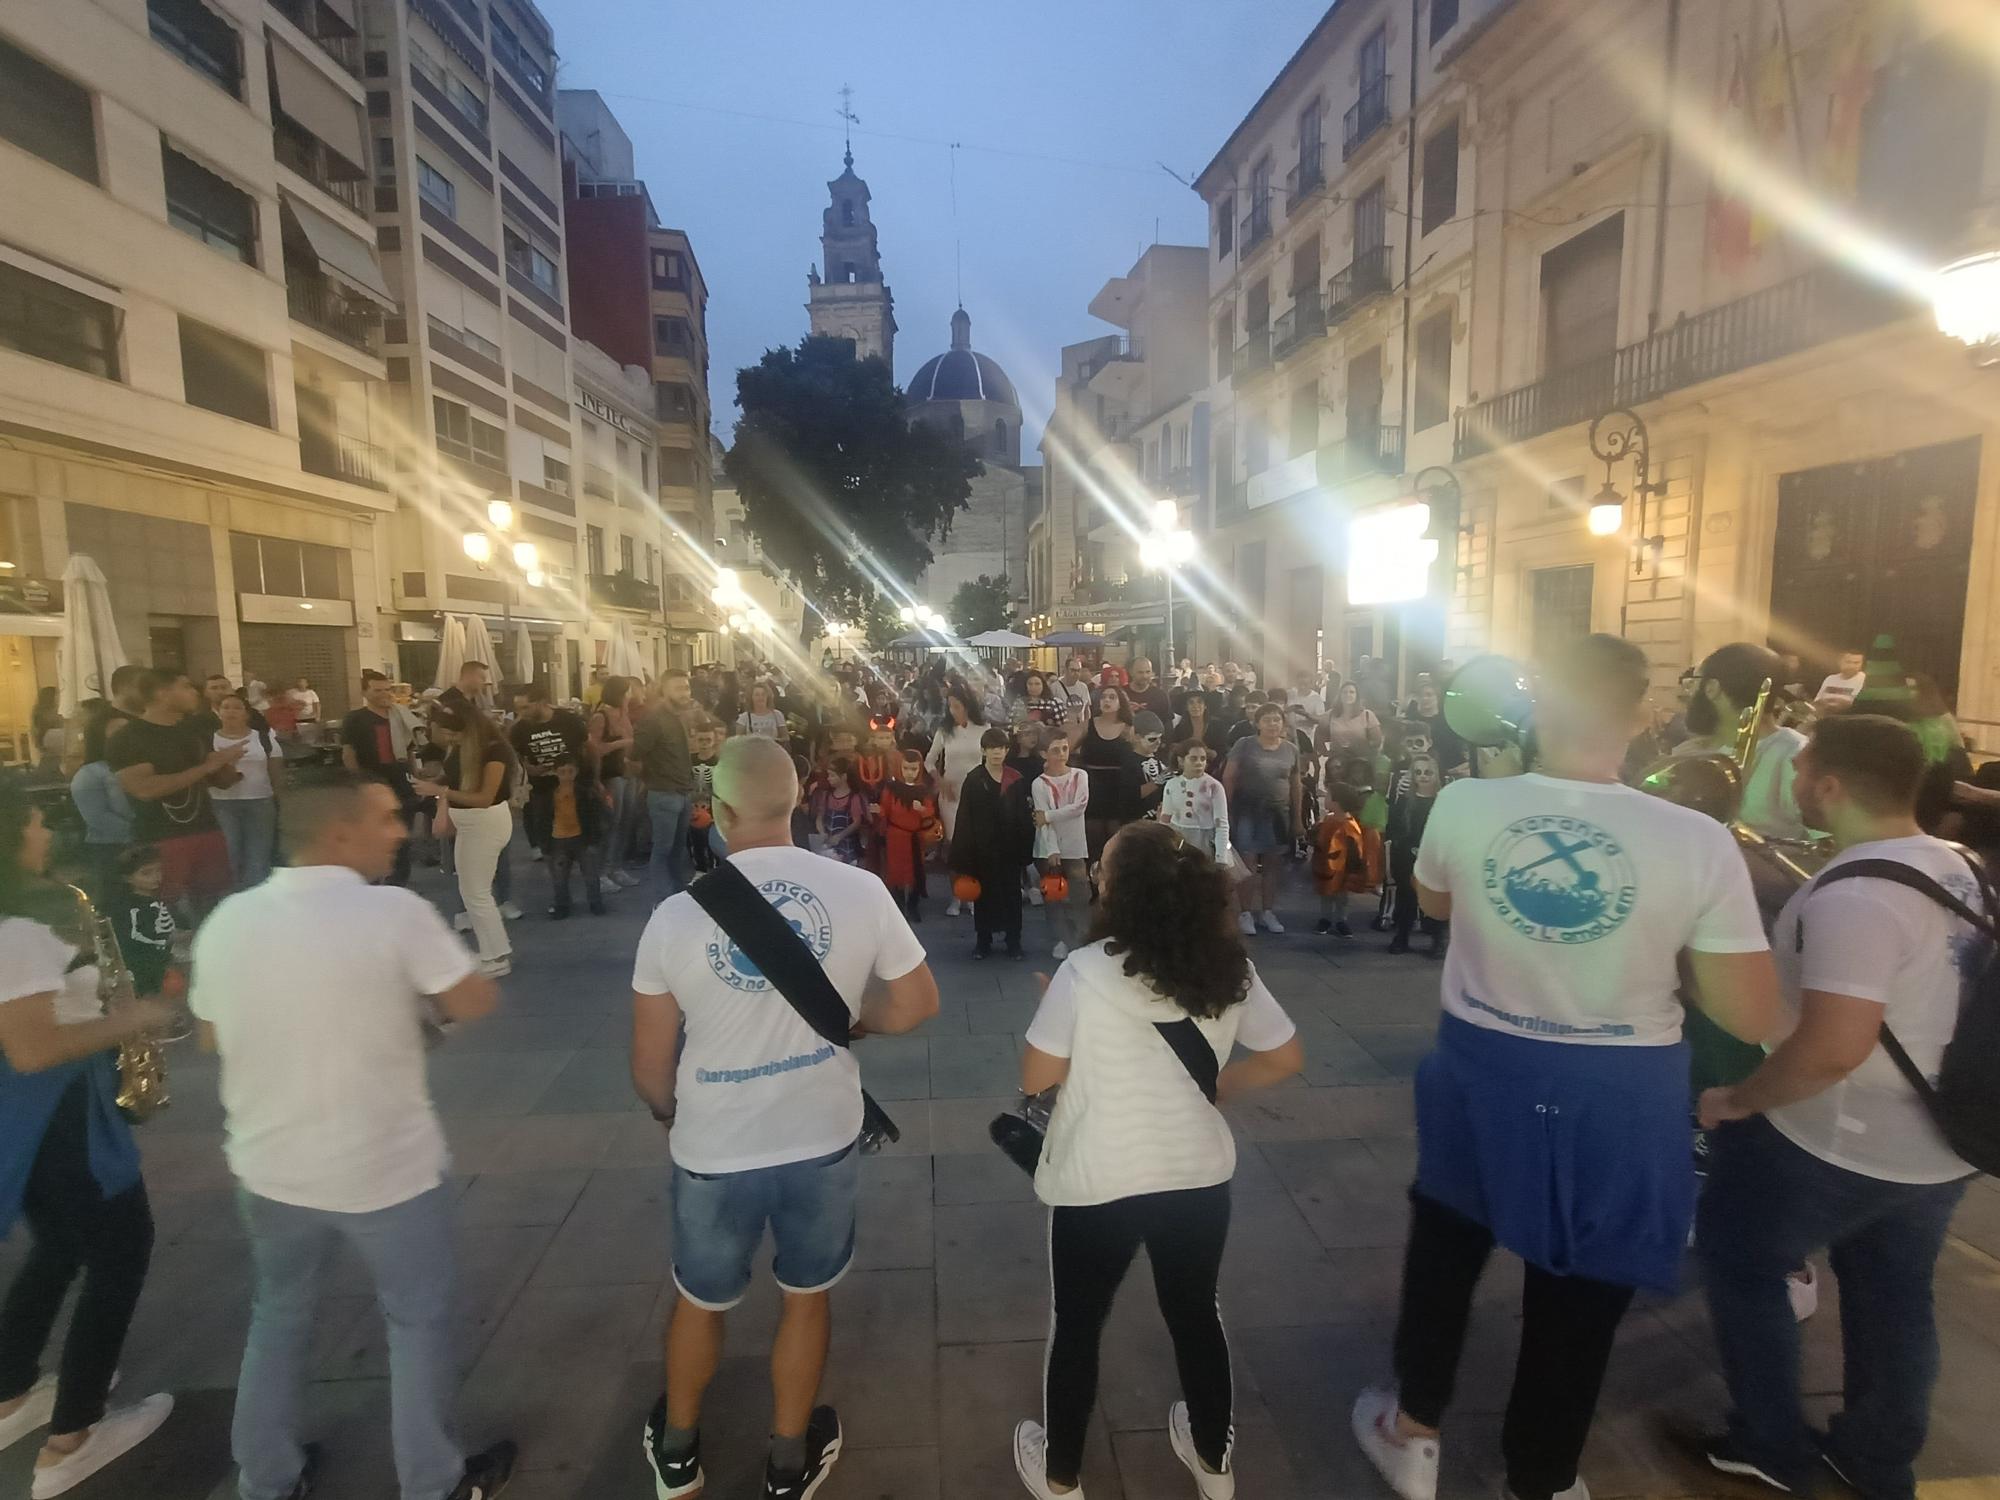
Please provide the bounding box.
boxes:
[510,709,589,782]
[340,707,413,800]
[444,745,514,804]
[104,715,217,841]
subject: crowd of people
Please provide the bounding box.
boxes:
[0,628,1989,1500]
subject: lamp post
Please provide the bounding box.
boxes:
[1587,408,1665,576]
[825,621,851,662]
[1138,498,1194,669]
[711,568,750,666]
[462,499,539,670]
[1934,250,2000,367]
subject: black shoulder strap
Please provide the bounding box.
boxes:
[688,861,852,1051]
[1153,1018,1220,1104]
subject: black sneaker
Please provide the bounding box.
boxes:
[644,1397,704,1498]
[278,1443,325,1500]
[1314,918,1333,934]
[547,905,570,921]
[1687,1430,1795,1493]
[587,899,607,916]
[1387,933,1409,954]
[446,1439,517,1500]
[765,1405,841,1499]
[1334,920,1354,939]
[972,947,990,961]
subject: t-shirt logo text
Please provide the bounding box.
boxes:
[1482,815,1637,944]
[704,878,836,992]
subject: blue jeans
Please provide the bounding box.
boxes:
[647,789,693,902]
[671,1142,858,1310]
[233,1184,461,1500]
[213,798,277,890]
[1698,1117,1970,1499]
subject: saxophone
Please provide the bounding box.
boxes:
[65,884,170,1121]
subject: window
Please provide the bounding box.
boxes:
[1215,194,1234,259]
[619,534,635,574]
[842,259,856,283]
[427,313,501,364]
[1541,213,1624,374]
[0,260,120,379]
[1530,565,1595,660]
[659,446,697,485]
[994,418,1008,457]
[503,227,557,296]
[1289,381,1318,458]
[542,456,570,495]
[489,15,548,97]
[0,38,98,183]
[431,395,506,468]
[1431,0,1460,44]
[1413,310,1452,431]
[1354,180,1386,258]
[654,382,696,422]
[654,316,693,355]
[163,145,256,264]
[374,136,396,173]
[415,156,455,217]
[1248,158,1272,239]
[1246,409,1270,476]
[1214,308,1233,382]
[651,248,686,289]
[841,200,855,227]
[1421,119,1459,236]
[1359,25,1388,90]
[147,0,241,96]
[1297,103,1323,188]
[586,524,605,575]
[409,37,487,128]
[231,531,345,599]
[179,317,269,425]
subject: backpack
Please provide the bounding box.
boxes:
[1804,845,2000,1176]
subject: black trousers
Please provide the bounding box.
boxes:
[0,1079,154,1434]
[1045,1183,1233,1486]
[1393,1192,1634,1500]
[1390,875,1443,939]
[973,874,1023,951]
[546,833,602,912]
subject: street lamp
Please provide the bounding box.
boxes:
[486,499,514,531]
[1138,498,1195,667]
[461,530,492,565]
[1587,408,1665,575]
[825,621,851,661]
[461,501,537,658]
[1934,251,2000,366]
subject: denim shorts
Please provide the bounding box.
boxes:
[670,1141,859,1310]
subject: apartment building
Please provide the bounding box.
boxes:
[711,476,806,667]
[1198,0,2000,737]
[357,0,586,690]
[1029,244,1208,660]
[0,0,402,749]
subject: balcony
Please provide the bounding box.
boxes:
[274,116,367,213]
[1344,77,1392,160]
[1231,327,1273,382]
[301,432,389,489]
[583,463,615,500]
[1239,205,1273,255]
[1328,245,1392,323]
[1315,424,1406,486]
[1076,337,1144,384]
[1453,267,1910,462]
[1286,146,1325,212]
[590,571,662,613]
[286,275,382,354]
[1271,285,1327,359]
[267,0,362,78]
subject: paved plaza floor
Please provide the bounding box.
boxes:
[4,859,1999,1499]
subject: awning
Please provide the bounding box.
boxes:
[281,191,395,307]
[268,38,367,173]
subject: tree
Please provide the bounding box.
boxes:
[949,574,1013,637]
[726,337,980,640]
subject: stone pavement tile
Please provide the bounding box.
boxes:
[937,1340,1124,1500]
[1947,1178,2000,1261]
[927,1033,1023,1099]
[595,1110,674,1169]
[831,1444,942,1499]
[965,995,1039,1035]
[858,1152,935,1270]
[936,1201,1049,1345]
[821,1268,941,1439]
[933,1150,1037,1207]
[1222,1084,1349,1142]
[1096,1269,1268,1433]
[1260,1137,1415,1249]
[137,1128,236,1194]
[427,1012,582,1053]
[1112,1411,1306,1499]
[457,1168,590,1227]
[871,1096,936,1157]
[457,1280,660,1478]
[1218,1192,1349,1328]
[150,1184,244,1244]
[1328,1081,1419,1138]
[857,1033,931,1101]
[1345,1021,1440,1078]
[454,1113,617,1173]
[930,1095,1017,1155]
[530,1047,648,1114]
[0,1385,221,1500]
[1291,1013,1396,1086]
[1304,977,1442,1029]
[1920,1313,2000,1491]
[427,1049,573,1116]
[1935,1237,2000,1349]
[117,1233,259,1392]
[528,1166,671,1287]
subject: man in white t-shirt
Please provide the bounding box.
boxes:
[1693,715,1980,1499]
[190,774,513,1500]
[1055,660,1093,721]
[631,736,938,1500]
[1814,649,1867,712]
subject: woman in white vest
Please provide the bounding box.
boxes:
[1012,820,1305,1500]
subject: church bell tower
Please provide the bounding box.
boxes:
[806,96,896,374]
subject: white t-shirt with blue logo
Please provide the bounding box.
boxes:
[632,845,927,1174]
[1767,835,1980,1184]
[1413,773,1767,1046]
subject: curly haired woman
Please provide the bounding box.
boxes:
[1011,821,1305,1500]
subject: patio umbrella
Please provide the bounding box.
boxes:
[607,622,641,678]
[463,616,498,697]
[1037,629,1104,649]
[432,615,467,692]
[512,622,535,684]
[57,554,127,716]
[967,628,1037,649]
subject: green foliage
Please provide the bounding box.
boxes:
[726,337,979,639]
[948,574,1013,636]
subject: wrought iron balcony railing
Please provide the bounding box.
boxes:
[1328,246,1392,323]
[1344,77,1391,159]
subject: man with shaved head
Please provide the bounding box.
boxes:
[631,735,939,1499]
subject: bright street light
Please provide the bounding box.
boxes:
[511,540,538,570]
[1141,499,1195,664]
[524,569,544,589]
[1587,490,1625,536]
[486,499,514,531]
[1934,251,2000,362]
[898,605,917,625]
[461,531,492,564]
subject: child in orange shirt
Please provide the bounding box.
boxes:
[1311,782,1381,939]
[546,756,605,919]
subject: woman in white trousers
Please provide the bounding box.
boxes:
[414,702,517,977]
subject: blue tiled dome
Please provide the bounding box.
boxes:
[907,309,1019,409]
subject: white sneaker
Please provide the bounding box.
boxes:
[1259,910,1285,934]
[1013,1419,1083,1499]
[613,869,641,888]
[478,956,512,979]
[453,912,475,934]
[1350,1387,1438,1500]
[599,876,621,898]
[1052,942,1069,961]
[1236,910,1257,938]
[0,1373,55,1452]
[1027,884,1045,907]
[948,899,964,917]
[1168,1401,1233,1499]
[499,901,524,921]
[529,847,544,862]
[1787,1263,1819,1322]
[30,1393,173,1498]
